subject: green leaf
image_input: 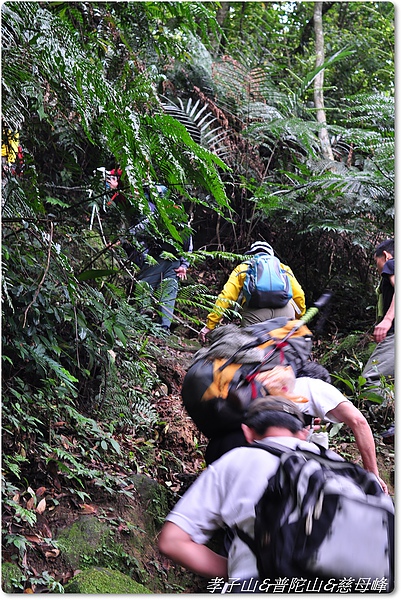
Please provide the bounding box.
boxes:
[113,326,127,346]
[328,423,344,438]
[360,391,385,404]
[109,438,122,455]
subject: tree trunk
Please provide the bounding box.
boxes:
[314,1,334,160]
[211,2,231,57]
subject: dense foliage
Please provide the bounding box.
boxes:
[2,1,394,592]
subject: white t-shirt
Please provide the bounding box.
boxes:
[165,436,322,580]
[293,377,350,422]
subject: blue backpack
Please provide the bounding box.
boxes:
[242,253,293,309]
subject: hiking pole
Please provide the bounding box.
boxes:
[289,290,333,331]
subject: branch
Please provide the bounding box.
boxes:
[23,222,53,328]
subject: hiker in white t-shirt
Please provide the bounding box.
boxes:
[201,365,388,494]
[258,367,388,494]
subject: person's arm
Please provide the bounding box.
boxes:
[280,264,306,317]
[158,522,228,579]
[178,231,193,273]
[374,275,394,342]
[327,401,388,494]
[199,264,246,341]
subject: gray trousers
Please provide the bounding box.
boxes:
[362,333,395,385]
[138,258,180,328]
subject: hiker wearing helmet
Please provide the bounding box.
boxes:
[199,241,305,343]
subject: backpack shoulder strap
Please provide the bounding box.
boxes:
[237,259,253,278]
[235,441,298,554]
[250,440,291,456]
[235,527,258,554]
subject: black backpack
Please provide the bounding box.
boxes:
[182,317,313,438]
[237,443,394,592]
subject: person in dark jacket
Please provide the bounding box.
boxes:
[362,239,395,387]
[362,238,394,444]
[107,172,193,332]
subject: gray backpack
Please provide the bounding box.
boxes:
[237,443,394,592]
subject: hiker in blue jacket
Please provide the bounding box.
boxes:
[107,172,193,333]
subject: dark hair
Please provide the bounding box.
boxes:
[375,239,394,258]
[243,396,305,435]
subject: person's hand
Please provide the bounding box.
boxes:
[199,326,212,343]
[175,266,187,281]
[376,475,389,495]
[373,319,392,343]
[106,174,119,190]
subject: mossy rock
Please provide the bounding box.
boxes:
[1,561,24,593]
[57,515,111,570]
[53,478,195,593]
[130,473,171,528]
[64,567,152,594]
[54,481,171,593]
